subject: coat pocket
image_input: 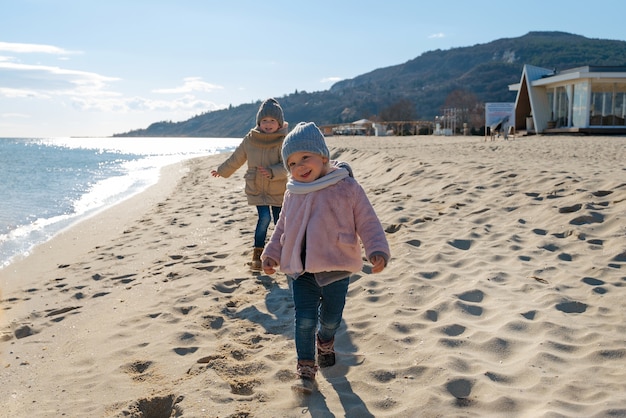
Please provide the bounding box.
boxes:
[337,232,358,247]
[266,176,287,198]
[244,170,260,196]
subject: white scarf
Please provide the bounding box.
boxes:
[286,168,349,194]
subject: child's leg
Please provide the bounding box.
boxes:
[318,277,350,342]
[292,274,322,361]
[317,277,349,367]
[254,205,271,248]
[270,205,282,225]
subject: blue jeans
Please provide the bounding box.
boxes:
[292,273,350,361]
[254,205,281,248]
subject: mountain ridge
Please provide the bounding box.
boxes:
[115,31,626,137]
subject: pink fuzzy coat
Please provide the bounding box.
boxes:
[262,175,390,280]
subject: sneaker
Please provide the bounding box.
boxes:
[317,335,335,368]
[291,360,317,394]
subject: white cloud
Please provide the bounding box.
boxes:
[68,93,226,116]
[153,77,224,94]
[0,42,101,102]
[0,87,52,99]
[0,60,124,115]
[0,61,119,92]
[0,41,81,55]
[1,112,30,119]
[1,60,225,116]
[141,95,225,113]
[428,33,446,39]
[0,42,224,125]
[321,77,342,83]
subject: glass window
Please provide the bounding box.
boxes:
[615,84,626,125]
[572,82,589,127]
[590,82,626,126]
[555,86,568,127]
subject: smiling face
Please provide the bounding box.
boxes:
[258,117,280,133]
[286,151,329,182]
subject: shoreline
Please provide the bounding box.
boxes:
[0,159,192,295]
[0,136,243,271]
[1,135,625,417]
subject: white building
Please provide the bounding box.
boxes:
[510,64,626,134]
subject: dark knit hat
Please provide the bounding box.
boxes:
[256,98,284,127]
[281,122,329,168]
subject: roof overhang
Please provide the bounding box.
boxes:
[531,70,626,86]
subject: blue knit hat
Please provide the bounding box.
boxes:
[281,122,329,168]
[256,98,284,127]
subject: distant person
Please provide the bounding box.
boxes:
[261,122,391,394]
[211,98,288,271]
[502,122,510,140]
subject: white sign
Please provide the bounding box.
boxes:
[485,102,515,128]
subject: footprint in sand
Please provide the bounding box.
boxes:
[173,347,198,356]
[119,394,183,418]
[109,273,137,284]
[582,277,607,294]
[10,323,40,339]
[212,278,245,294]
[406,239,421,247]
[569,212,604,225]
[558,203,582,213]
[521,310,537,320]
[448,239,472,251]
[121,359,153,377]
[591,190,613,197]
[441,324,466,337]
[45,306,81,323]
[455,289,484,317]
[555,299,588,314]
[201,315,225,330]
[446,378,474,406]
[192,345,265,396]
[425,309,438,322]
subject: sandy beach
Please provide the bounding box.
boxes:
[1,134,625,418]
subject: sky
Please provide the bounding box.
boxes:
[2,0,626,138]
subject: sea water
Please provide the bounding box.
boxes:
[0,137,241,269]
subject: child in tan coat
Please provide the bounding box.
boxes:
[211,98,288,270]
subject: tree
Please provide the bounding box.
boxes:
[380,99,417,122]
[378,99,420,135]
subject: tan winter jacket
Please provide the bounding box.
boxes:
[215,125,288,206]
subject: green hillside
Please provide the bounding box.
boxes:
[115,31,626,138]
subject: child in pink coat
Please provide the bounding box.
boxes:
[261,122,390,394]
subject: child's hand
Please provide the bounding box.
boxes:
[257,166,272,179]
[262,257,278,275]
[211,169,221,177]
[370,255,386,273]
